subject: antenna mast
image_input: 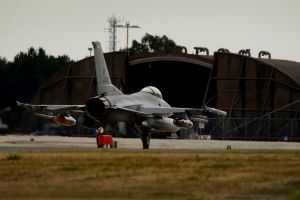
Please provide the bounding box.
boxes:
[107,15,123,52]
[117,22,141,52]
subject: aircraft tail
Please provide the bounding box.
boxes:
[92,41,123,96]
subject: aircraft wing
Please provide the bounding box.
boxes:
[16,101,85,113]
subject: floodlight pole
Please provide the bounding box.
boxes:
[125,22,140,53]
[117,22,140,53]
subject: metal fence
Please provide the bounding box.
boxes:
[201,117,300,142]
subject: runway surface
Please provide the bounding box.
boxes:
[1,135,300,151]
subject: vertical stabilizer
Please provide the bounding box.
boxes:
[92,41,123,96]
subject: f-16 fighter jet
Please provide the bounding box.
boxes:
[17,42,226,149]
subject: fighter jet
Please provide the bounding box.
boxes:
[17,41,226,149]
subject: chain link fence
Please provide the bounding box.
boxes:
[200,117,300,141]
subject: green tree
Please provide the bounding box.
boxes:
[128,33,183,55]
[0,47,72,107]
[0,56,7,68]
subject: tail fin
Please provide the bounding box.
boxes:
[92,41,123,96]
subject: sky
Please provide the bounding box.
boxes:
[0,0,300,62]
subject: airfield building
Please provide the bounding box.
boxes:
[28,50,300,141]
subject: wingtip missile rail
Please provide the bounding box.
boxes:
[204,106,227,117]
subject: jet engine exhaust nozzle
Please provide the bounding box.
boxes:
[85,97,107,120]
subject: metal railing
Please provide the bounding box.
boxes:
[202,117,300,141]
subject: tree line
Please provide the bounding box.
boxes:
[0,48,72,108]
[125,33,184,55]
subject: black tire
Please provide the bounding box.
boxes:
[142,133,150,149]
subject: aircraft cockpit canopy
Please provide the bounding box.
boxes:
[141,86,163,99]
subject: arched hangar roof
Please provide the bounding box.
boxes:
[259,59,300,85]
[128,53,213,68]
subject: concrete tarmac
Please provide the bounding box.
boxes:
[0,135,300,152]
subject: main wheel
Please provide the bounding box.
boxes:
[142,133,150,149]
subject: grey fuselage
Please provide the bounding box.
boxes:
[105,92,170,113]
[85,91,173,126]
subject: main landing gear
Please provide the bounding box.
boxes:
[133,124,151,149]
[141,133,150,149]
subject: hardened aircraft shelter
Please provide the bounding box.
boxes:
[30,50,300,141]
